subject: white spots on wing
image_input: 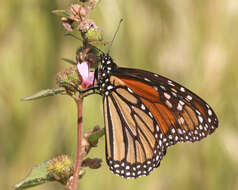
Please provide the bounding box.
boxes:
[179,100,185,105]
[208,109,213,116]
[148,167,153,172]
[155,133,158,139]
[107,85,113,90]
[159,133,163,139]
[102,73,106,77]
[167,80,175,86]
[159,140,162,146]
[144,78,151,82]
[180,87,185,92]
[199,125,203,130]
[156,155,159,161]
[147,160,151,165]
[114,164,119,168]
[175,136,179,141]
[196,109,201,115]
[186,95,193,101]
[166,100,173,108]
[198,116,203,123]
[126,172,131,176]
[153,86,158,91]
[127,88,133,93]
[177,103,183,111]
[164,92,171,100]
[171,128,176,134]
[178,117,185,125]
[141,104,146,110]
[154,74,159,77]
[172,92,177,97]
[105,91,109,96]
[160,85,166,91]
[208,118,211,123]
[107,60,111,64]
[177,128,182,134]
[148,112,153,118]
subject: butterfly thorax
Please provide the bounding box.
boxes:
[98,54,118,95]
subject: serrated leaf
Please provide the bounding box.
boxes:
[52,10,72,18]
[87,128,105,146]
[14,161,52,190]
[62,58,77,65]
[21,88,65,101]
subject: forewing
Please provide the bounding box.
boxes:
[113,67,218,146]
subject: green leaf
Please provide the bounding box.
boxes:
[21,88,65,101]
[14,156,86,189]
[87,128,105,146]
[14,161,52,190]
[62,58,77,65]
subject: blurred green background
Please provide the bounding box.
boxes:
[1,0,238,189]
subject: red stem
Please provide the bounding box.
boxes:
[69,99,83,190]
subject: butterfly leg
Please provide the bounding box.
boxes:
[58,80,99,95]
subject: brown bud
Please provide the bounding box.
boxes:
[61,17,74,32]
[82,158,102,169]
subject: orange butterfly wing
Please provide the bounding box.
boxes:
[98,54,218,178]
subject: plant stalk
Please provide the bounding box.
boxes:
[68,98,83,190]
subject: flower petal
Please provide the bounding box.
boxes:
[77,62,89,81]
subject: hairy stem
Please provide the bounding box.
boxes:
[68,99,83,190]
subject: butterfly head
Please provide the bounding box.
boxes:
[96,54,118,95]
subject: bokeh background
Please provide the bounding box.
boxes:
[1,0,238,189]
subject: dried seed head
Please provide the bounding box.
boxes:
[61,17,74,32]
[56,66,82,92]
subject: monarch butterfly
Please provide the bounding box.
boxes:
[93,53,218,178]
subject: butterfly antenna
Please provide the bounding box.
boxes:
[107,18,123,54]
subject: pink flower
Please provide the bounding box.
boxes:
[77,61,95,89]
